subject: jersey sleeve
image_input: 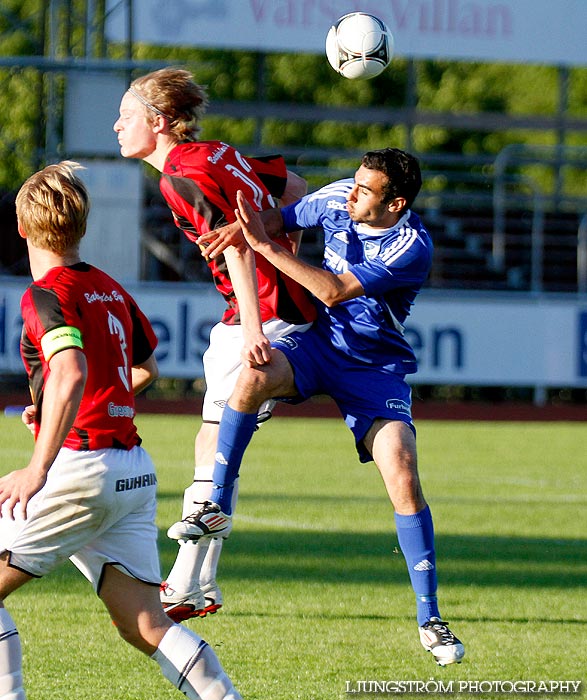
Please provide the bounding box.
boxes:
[281,198,317,231]
[23,285,84,362]
[281,179,353,232]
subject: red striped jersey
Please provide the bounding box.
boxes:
[20,263,158,450]
[160,141,316,325]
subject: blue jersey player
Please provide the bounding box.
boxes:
[171,148,465,666]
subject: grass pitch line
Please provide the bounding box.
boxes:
[235,513,346,532]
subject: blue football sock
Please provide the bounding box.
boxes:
[211,406,258,514]
[394,505,441,626]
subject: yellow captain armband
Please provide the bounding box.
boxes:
[40,326,84,361]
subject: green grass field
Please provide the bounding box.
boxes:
[1,412,586,699]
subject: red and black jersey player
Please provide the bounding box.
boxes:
[114,67,316,621]
[20,262,157,451]
[0,160,243,700]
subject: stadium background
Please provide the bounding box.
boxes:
[1,0,586,417]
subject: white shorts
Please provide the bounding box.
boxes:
[0,446,161,590]
[201,318,311,423]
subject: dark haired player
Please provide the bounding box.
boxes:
[177,147,465,667]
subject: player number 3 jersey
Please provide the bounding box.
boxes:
[20,263,158,451]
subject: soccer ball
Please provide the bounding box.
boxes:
[326,12,394,80]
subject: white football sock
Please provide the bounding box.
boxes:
[166,540,210,596]
[0,608,25,699]
[183,467,238,516]
[152,624,241,700]
[199,538,222,589]
[165,466,216,595]
[182,465,215,519]
[200,475,238,588]
[167,468,240,596]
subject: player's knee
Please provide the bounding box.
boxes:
[239,365,276,401]
[388,469,425,512]
[114,616,170,656]
[397,469,421,497]
[112,616,141,648]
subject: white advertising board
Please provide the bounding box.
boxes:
[0,280,222,378]
[106,0,587,67]
[408,293,587,386]
[2,278,587,388]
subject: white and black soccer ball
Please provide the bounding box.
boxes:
[326,12,394,80]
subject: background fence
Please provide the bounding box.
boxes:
[1,0,586,405]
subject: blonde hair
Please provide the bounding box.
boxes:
[130,67,208,142]
[15,161,90,254]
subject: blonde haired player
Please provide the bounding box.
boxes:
[114,68,315,620]
[0,161,241,699]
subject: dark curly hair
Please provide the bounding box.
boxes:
[361,148,422,212]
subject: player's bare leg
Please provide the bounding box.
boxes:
[364,419,425,515]
[101,565,241,699]
[228,350,297,413]
[365,420,464,666]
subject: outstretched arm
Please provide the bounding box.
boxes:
[0,348,86,518]
[234,190,364,307]
[224,243,272,367]
[199,169,307,260]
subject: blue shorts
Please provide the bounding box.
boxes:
[272,327,415,463]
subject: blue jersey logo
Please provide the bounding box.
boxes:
[364,240,380,259]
